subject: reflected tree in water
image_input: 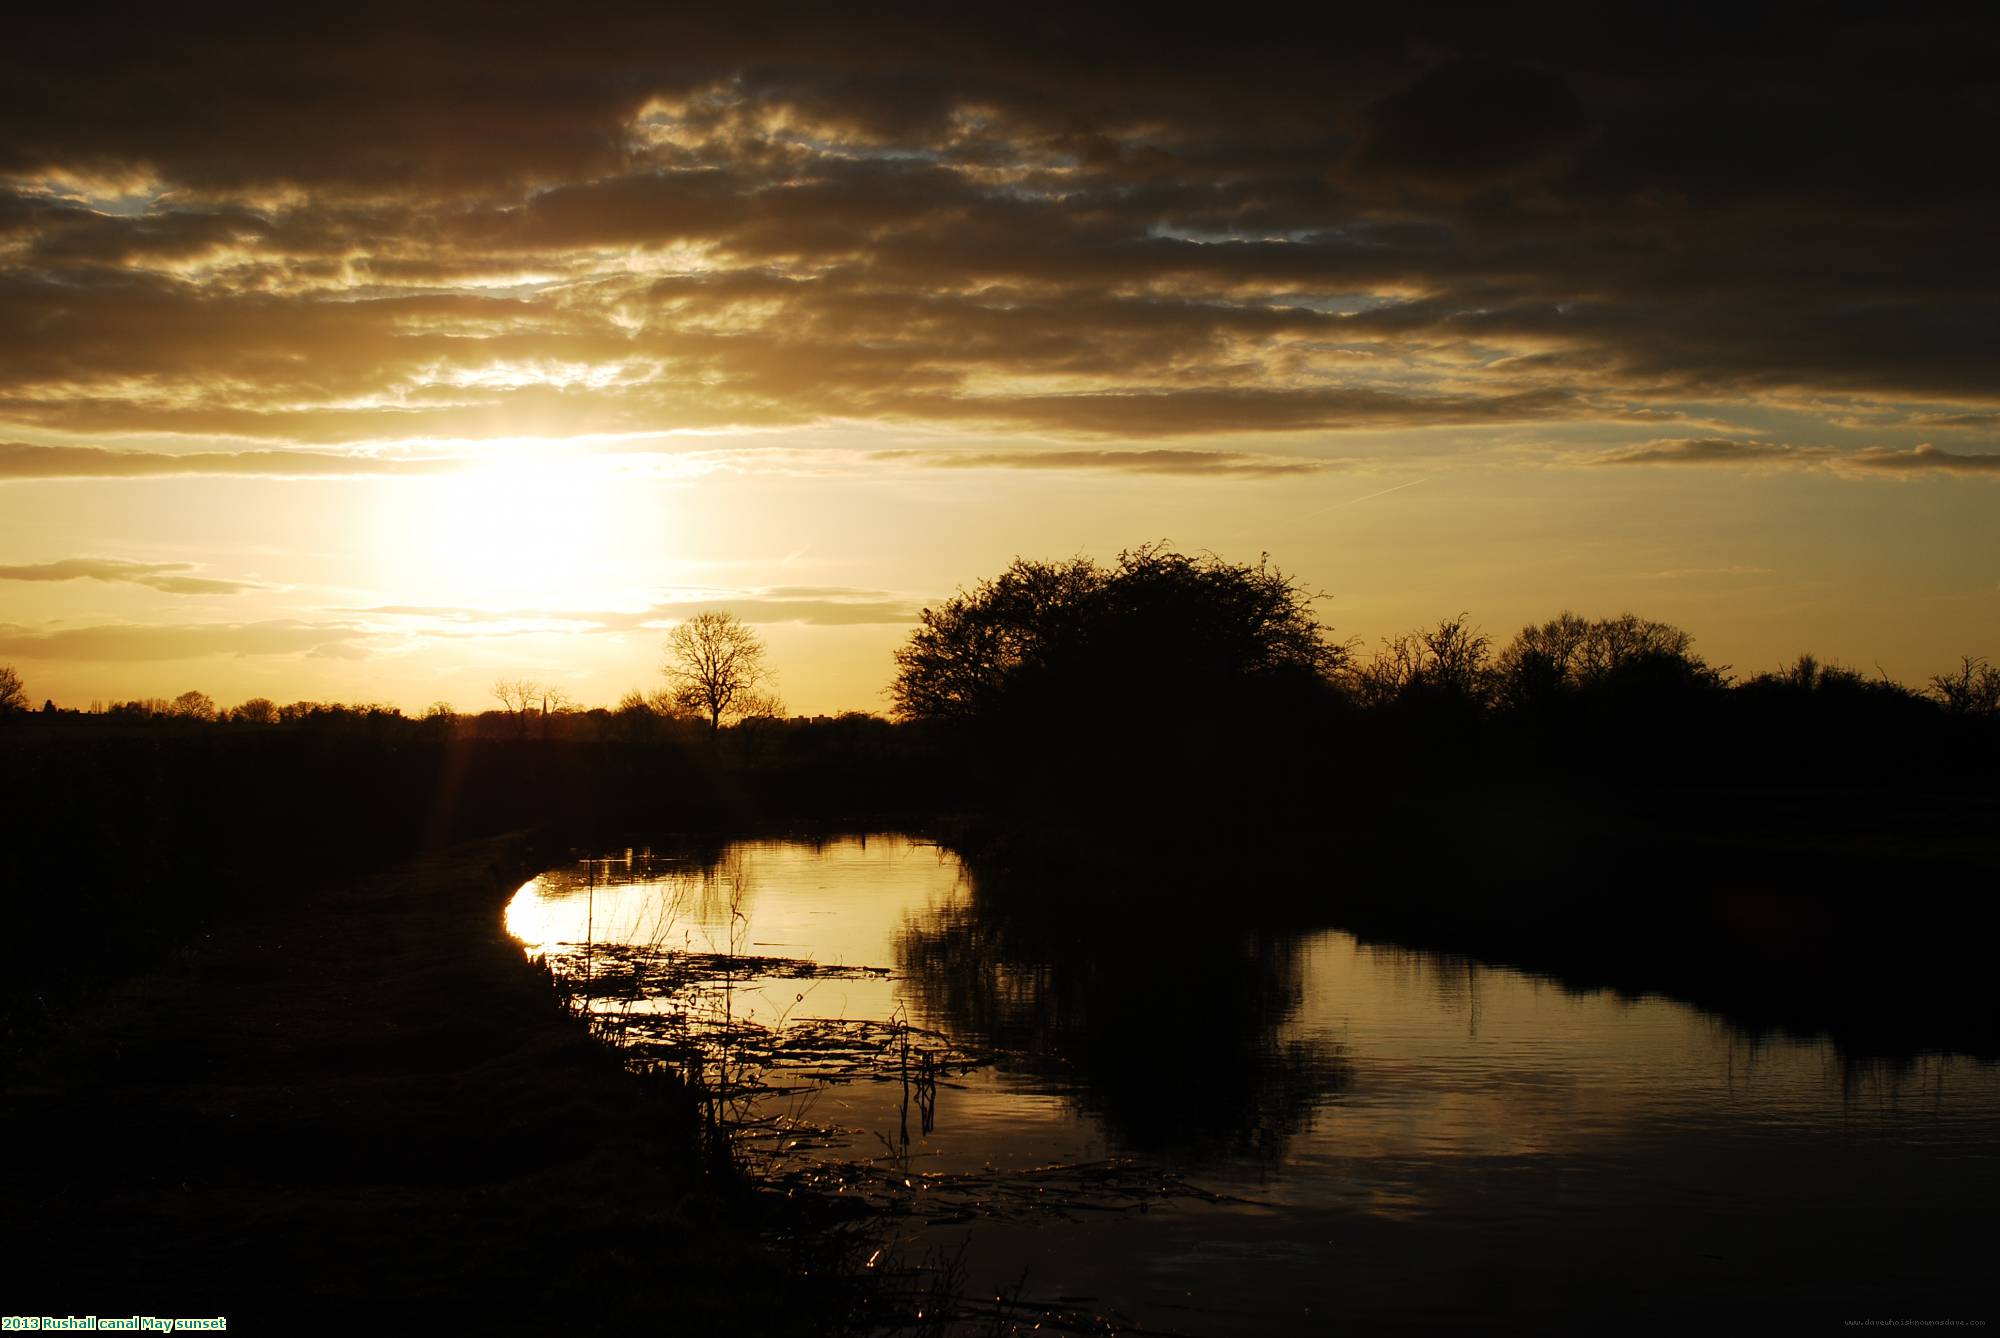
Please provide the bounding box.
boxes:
[895,872,1348,1161]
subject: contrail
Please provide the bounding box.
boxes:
[1304,475,1433,518]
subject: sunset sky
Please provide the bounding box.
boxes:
[3,9,1995,714]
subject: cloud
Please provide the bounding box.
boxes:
[0,442,463,480]
[873,447,1332,477]
[1344,59,1592,196]
[0,619,369,661]
[0,11,1995,452]
[1591,438,1833,468]
[358,586,922,630]
[653,593,920,626]
[1592,438,2000,479]
[1834,444,2000,476]
[1905,412,2000,431]
[882,387,1614,437]
[0,557,265,593]
[1631,565,1774,581]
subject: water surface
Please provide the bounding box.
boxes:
[507,835,1998,1332]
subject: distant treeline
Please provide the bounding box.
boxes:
[871,549,2000,846]
[0,688,867,735]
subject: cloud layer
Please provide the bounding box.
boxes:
[0,442,459,479]
[0,619,365,661]
[0,557,265,593]
[1595,438,2000,477]
[0,583,919,663]
[1,10,1993,453]
[363,587,922,631]
[872,448,1332,478]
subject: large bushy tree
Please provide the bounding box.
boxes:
[169,689,217,721]
[891,545,1345,726]
[1491,612,1721,707]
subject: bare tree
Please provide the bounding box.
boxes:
[492,677,573,732]
[663,611,773,732]
[0,664,26,714]
[1929,656,2000,715]
[492,678,541,718]
[1351,614,1492,707]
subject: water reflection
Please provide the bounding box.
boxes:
[897,894,1348,1160]
[505,835,2000,1332]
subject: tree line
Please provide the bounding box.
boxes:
[885,545,2000,723]
[5,545,1996,730]
[0,608,794,733]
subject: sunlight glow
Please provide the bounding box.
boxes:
[369,443,652,609]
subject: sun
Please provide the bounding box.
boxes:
[371,443,642,611]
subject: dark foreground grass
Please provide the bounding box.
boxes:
[0,834,843,1335]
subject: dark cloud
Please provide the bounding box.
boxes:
[0,619,368,661]
[1592,438,1833,468]
[1591,438,2000,479]
[884,387,1618,437]
[0,557,265,593]
[1344,59,1592,197]
[0,11,1994,445]
[1905,412,2000,431]
[1838,444,2000,476]
[874,448,1330,477]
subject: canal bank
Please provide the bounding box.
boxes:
[0,834,838,1335]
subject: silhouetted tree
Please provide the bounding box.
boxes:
[1492,611,1720,707]
[1351,613,1492,707]
[891,545,1344,725]
[491,678,572,731]
[0,664,26,715]
[1750,653,1856,693]
[663,610,773,732]
[1739,654,1922,705]
[491,678,539,719]
[1929,656,2000,716]
[230,697,278,724]
[170,690,217,721]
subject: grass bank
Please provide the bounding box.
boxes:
[0,833,842,1334]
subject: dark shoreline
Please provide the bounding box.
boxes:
[0,833,843,1335]
[3,718,1996,1331]
[942,784,2000,1064]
